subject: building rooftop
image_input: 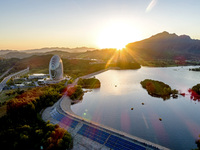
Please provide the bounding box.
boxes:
[30,73,48,76]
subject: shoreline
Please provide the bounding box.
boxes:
[42,68,169,150]
[73,68,110,85]
[42,95,169,150]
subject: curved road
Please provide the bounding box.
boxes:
[0,67,29,92]
[0,67,13,79]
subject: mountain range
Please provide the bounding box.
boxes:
[1,31,200,61]
[126,31,200,60]
[0,47,96,59]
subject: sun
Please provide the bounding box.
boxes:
[97,22,141,50]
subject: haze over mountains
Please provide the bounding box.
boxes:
[1,31,200,60]
[21,47,96,53]
[0,47,96,59]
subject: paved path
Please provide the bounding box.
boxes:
[0,75,11,92]
[0,67,13,79]
[34,81,39,87]
[42,95,169,150]
[0,67,29,92]
[42,69,169,150]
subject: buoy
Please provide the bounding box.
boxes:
[159,118,162,121]
[142,103,144,105]
[131,108,133,110]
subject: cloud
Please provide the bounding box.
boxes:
[146,0,158,12]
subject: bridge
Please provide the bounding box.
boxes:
[42,95,169,150]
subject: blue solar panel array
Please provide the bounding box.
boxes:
[61,116,79,128]
[77,124,110,144]
[52,112,64,121]
[50,109,160,149]
[78,124,148,150]
[105,135,146,150]
[50,108,79,128]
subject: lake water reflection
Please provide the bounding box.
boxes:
[71,66,200,150]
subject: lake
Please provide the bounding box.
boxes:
[71,66,200,150]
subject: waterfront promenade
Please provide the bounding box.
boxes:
[42,69,169,150]
[42,95,169,150]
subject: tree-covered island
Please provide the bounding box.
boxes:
[189,67,200,71]
[140,79,178,100]
[189,84,200,100]
[77,78,101,89]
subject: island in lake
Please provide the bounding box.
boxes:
[189,67,200,71]
[78,78,101,89]
[140,79,178,100]
[189,84,200,100]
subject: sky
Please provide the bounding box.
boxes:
[0,0,200,50]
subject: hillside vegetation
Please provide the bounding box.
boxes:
[66,85,84,100]
[0,50,141,78]
[126,31,200,61]
[0,81,73,150]
[0,58,19,76]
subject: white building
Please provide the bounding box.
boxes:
[49,55,63,80]
[28,74,49,79]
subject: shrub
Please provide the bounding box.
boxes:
[67,85,83,100]
[0,82,73,150]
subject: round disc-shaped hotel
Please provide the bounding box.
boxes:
[49,55,63,80]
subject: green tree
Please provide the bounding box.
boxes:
[67,85,83,100]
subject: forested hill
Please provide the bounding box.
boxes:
[0,47,96,59]
[126,31,200,60]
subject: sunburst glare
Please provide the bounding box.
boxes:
[97,22,141,50]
